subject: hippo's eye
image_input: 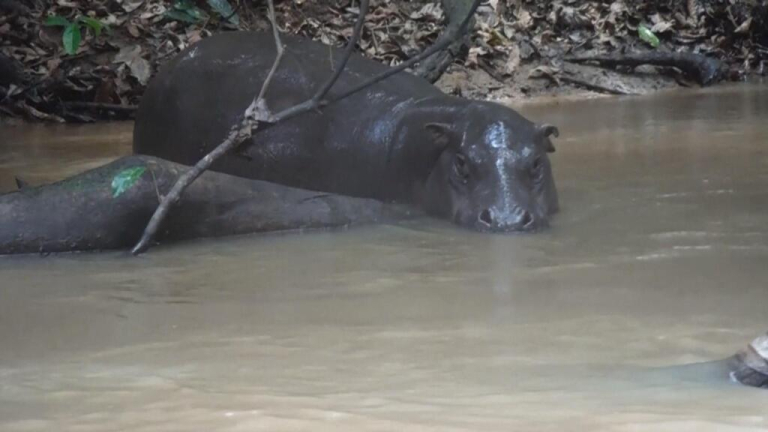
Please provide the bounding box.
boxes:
[453,153,470,182]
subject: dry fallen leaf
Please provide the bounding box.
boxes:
[734,18,752,34]
[528,65,561,84]
[504,44,521,75]
[114,45,151,85]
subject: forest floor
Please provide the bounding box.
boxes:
[1,0,766,123]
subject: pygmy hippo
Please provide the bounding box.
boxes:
[134,32,560,232]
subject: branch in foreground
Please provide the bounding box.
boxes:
[132,0,478,254]
[131,0,370,254]
[131,0,289,255]
[130,100,270,254]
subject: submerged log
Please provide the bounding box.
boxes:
[0,155,409,254]
[729,332,768,389]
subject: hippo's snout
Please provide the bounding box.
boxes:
[476,207,548,233]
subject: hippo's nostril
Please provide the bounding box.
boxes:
[479,209,493,227]
[520,211,534,229]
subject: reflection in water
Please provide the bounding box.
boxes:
[1,85,767,431]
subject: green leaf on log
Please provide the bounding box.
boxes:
[112,166,147,198]
[638,24,660,48]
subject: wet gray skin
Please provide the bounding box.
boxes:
[422,101,559,232]
[134,32,560,233]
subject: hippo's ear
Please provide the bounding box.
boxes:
[536,124,559,153]
[424,123,459,150]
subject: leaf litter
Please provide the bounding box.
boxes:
[0,0,766,122]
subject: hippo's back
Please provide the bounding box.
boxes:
[133,31,443,183]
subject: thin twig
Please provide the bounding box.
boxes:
[310,1,369,104]
[256,0,283,102]
[270,0,480,123]
[325,0,481,105]
[266,0,371,122]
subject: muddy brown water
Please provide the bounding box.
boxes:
[1,84,767,431]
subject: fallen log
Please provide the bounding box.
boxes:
[0,155,409,254]
[566,51,727,86]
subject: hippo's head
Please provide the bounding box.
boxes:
[422,102,559,232]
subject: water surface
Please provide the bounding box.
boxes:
[1,85,767,431]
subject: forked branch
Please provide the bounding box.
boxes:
[132,0,481,254]
[131,0,370,254]
[131,0,287,255]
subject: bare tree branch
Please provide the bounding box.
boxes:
[311,2,369,102]
[132,0,480,254]
[131,0,288,255]
[325,0,481,105]
[256,0,283,102]
[268,0,480,124]
[131,0,370,255]
[267,0,370,123]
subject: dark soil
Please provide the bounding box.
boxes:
[1,0,766,123]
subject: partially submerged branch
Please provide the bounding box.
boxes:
[132,0,290,255]
[130,102,269,254]
[132,0,482,254]
[131,0,371,254]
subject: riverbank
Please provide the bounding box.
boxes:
[1,0,766,123]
